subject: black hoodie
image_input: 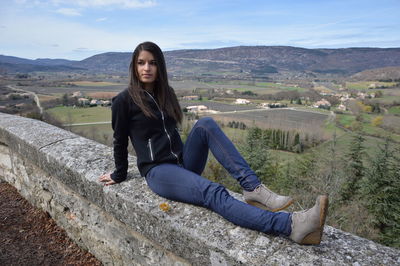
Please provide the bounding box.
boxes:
[110,88,183,182]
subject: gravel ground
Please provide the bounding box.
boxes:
[0,181,102,266]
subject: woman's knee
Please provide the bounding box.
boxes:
[203,182,230,208]
[195,117,218,129]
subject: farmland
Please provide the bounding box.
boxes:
[345,81,397,90]
[336,113,400,142]
[210,108,331,141]
[67,81,121,87]
[170,79,308,94]
[46,106,111,124]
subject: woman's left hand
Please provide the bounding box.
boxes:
[99,173,117,186]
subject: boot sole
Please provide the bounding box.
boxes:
[245,199,294,212]
[300,195,329,245]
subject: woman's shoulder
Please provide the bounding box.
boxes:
[112,88,141,112]
[113,88,137,107]
[112,88,129,102]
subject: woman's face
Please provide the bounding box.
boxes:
[136,50,157,89]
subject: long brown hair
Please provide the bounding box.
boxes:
[128,41,182,124]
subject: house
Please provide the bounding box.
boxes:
[100,100,111,106]
[90,99,99,106]
[339,93,351,102]
[313,99,331,109]
[72,91,82,98]
[182,95,200,101]
[235,98,250,104]
[338,103,347,111]
[357,92,367,99]
[78,98,89,105]
[186,105,208,112]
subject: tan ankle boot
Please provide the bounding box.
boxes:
[243,184,294,212]
[289,195,329,245]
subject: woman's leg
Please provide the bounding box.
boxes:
[145,164,292,235]
[183,117,293,212]
[183,117,260,191]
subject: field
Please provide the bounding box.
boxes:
[388,106,400,114]
[70,124,114,146]
[375,94,400,104]
[170,79,307,94]
[345,81,397,90]
[85,91,118,99]
[68,81,121,87]
[210,108,330,139]
[47,106,111,124]
[336,113,400,142]
[37,94,59,102]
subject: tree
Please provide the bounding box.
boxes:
[362,139,400,248]
[287,150,319,206]
[293,132,302,153]
[341,132,365,201]
[62,93,69,106]
[374,90,383,98]
[371,102,381,113]
[240,127,280,187]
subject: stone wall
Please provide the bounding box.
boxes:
[0,112,399,265]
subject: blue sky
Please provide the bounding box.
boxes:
[1,0,399,60]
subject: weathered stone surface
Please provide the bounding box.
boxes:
[0,112,399,265]
[0,143,189,265]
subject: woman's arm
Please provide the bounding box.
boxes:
[109,93,130,183]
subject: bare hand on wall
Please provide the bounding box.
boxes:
[98,173,116,186]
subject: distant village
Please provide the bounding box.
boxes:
[71,91,111,107]
[0,82,379,116]
[179,89,378,114]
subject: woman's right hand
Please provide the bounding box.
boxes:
[98,173,117,186]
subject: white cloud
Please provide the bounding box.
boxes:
[56,8,81,16]
[50,0,156,9]
[0,13,147,59]
[96,17,107,22]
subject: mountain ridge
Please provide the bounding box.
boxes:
[1,46,400,79]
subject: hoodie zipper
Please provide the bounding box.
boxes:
[148,139,154,161]
[145,91,179,164]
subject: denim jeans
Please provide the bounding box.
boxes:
[145,117,292,236]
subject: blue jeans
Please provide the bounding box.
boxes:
[145,117,292,235]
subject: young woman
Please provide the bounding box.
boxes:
[99,41,328,245]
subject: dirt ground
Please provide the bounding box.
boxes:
[0,181,102,266]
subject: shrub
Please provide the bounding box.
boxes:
[371,116,383,127]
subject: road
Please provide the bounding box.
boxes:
[7,85,43,115]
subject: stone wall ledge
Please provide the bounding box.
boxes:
[0,112,399,265]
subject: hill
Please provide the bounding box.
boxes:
[0,55,83,73]
[1,46,400,79]
[351,66,400,81]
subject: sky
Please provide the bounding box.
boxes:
[0,0,399,60]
